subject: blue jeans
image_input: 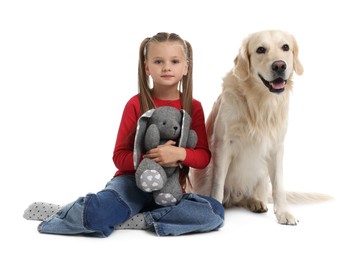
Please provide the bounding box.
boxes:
[38,175,224,237]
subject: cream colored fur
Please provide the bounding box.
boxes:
[187,30,331,225]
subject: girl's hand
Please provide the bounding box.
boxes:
[143,140,186,167]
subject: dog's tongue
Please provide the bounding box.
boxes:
[271,81,285,90]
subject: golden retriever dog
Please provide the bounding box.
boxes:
[188,30,330,225]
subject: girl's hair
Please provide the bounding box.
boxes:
[138,32,193,115]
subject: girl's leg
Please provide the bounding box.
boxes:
[37,175,152,237]
[24,203,152,230]
[144,193,225,236]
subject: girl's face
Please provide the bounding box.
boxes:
[145,42,188,89]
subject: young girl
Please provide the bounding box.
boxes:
[23,32,224,237]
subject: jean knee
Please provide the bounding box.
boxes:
[84,190,130,236]
[202,195,225,220]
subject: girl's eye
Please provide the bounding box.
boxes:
[172,60,180,64]
[154,60,162,64]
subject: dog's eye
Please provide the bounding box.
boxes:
[282,44,289,51]
[256,47,266,54]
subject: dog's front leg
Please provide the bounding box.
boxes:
[269,145,298,225]
[210,136,232,204]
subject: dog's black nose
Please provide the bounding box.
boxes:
[272,60,286,74]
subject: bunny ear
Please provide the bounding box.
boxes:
[179,109,191,148]
[133,108,155,169]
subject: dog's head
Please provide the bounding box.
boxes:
[233,30,304,94]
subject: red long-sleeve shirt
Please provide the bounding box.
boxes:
[113,94,211,177]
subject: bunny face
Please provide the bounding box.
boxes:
[148,106,182,140]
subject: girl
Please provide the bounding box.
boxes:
[23,32,224,237]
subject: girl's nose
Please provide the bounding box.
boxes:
[162,62,171,71]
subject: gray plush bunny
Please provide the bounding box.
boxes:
[134,106,197,206]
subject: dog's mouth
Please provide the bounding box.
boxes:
[259,74,287,94]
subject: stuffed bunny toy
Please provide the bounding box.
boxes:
[134,106,197,206]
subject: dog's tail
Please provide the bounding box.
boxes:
[285,191,333,204]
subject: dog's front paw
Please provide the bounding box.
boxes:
[275,211,298,225]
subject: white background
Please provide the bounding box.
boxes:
[1,0,361,259]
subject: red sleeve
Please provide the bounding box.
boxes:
[112,95,141,175]
[181,99,211,169]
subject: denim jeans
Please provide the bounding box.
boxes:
[38,175,224,237]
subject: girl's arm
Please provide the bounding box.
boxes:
[112,96,141,174]
[181,100,211,169]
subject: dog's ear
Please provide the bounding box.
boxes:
[291,35,304,75]
[233,38,250,80]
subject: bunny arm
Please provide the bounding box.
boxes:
[144,124,161,152]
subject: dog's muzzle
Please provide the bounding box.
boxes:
[259,75,287,94]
